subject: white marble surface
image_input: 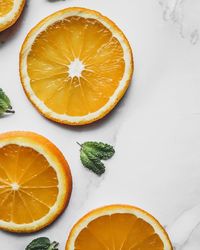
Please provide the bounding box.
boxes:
[1,0,200,249]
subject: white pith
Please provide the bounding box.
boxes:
[20,9,133,124]
[11,183,20,191]
[0,137,67,231]
[68,58,85,78]
[67,206,172,250]
[0,0,23,25]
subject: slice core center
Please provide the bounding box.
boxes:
[11,183,20,191]
[68,58,85,78]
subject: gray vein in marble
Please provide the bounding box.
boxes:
[167,203,200,249]
[159,0,200,44]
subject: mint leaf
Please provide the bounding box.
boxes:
[80,150,105,175]
[82,142,115,160]
[78,141,115,176]
[0,88,14,115]
[25,237,59,250]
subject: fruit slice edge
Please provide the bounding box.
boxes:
[65,205,173,250]
[0,131,72,233]
[0,0,25,32]
[20,7,134,125]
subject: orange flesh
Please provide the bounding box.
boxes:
[27,16,125,116]
[0,0,14,17]
[0,144,58,224]
[75,214,164,250]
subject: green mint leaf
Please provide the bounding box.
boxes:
[80,150,105,176]
[82,141,115,160]
[0,88,14,116]
[25,237,59,250]
[25,237,50,250]
[79,141,115,176]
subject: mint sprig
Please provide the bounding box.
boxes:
[78,141,115,176]
[0,88,14,115]
[25,237,59,250]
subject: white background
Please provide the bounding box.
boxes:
[1,0,200,249]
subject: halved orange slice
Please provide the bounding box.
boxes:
[20,7,133,125]
[0,131,72,233]
[0,0,25,32]
[66,205,173,250]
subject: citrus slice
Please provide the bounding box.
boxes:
[65,205,173,250]
[0,131,72,233]
[0,0,25,32]
[20,7,133,125]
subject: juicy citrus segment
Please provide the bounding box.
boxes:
[0,0,14,17]
[20,8,133,125]
[0,131,72,233]
[0,0,25,32]
[66,205,173,250]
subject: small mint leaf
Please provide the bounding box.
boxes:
[25,237,59,250]
[79,141,115,176]
[83,141,115,160]
[0,88,14,115]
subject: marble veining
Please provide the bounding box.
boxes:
[159,0,200,44]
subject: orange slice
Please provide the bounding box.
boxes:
[0,0,25,32]
[65,205,173,250]
[20,7,133,125]
[0,131,72,233]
